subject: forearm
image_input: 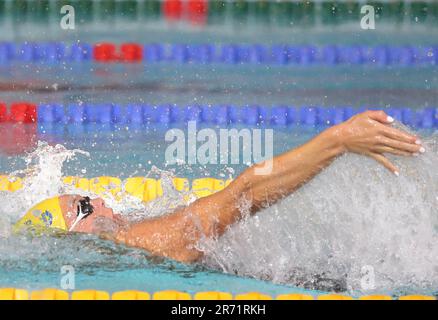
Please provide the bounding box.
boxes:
[105,111,419,263]
[177,124,346,239]
[113,125,345,262]
[115,126,344,247]
[230,124,345,212]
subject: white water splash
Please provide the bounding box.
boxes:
[0,141,189,275]
[0,141,191,228]
[0,142,89,233]
[199,133,438,295]
[1,132,438,295]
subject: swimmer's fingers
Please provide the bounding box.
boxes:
[369,153,399,175]
[374,146,414,157]
[380,126,419,144]
[376,136,423,154]
[366,110,393,124]
[365,110,419,144]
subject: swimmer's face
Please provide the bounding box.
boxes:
[59,195,121,233]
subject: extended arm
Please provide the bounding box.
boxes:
[113,111,422,263]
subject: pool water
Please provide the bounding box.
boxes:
[0,233,327,296]
[1,17,438,297]
[2,59,438,107]
[0,126,437,297]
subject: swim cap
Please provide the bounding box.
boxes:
[14,196,67,232]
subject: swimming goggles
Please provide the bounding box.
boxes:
[69,196,94,231]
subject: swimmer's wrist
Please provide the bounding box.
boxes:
[323,124,348,156]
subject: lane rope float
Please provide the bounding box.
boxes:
[0,42,437,66]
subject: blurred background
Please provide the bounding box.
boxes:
[0,0,437,177]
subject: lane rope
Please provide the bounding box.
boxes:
[0,103,435,128]
[0,42,437,65]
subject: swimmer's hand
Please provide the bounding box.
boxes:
[335,110,423,175]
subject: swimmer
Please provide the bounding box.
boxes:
[15,111,424,263]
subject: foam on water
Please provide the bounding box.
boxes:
[199,132,438,295]
[0,142,89,233]
[0,141,190,277]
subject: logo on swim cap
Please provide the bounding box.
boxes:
[14,196,67,232]
[41,211,53,227]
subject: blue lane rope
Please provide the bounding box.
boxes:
[37,104,438,130]
[0,42,437,66]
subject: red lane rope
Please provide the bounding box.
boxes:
[0,102,37,123]
[93,43,143,62]
[0,102,8,122]
[187,0,208,25]
[163,0,183,21]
